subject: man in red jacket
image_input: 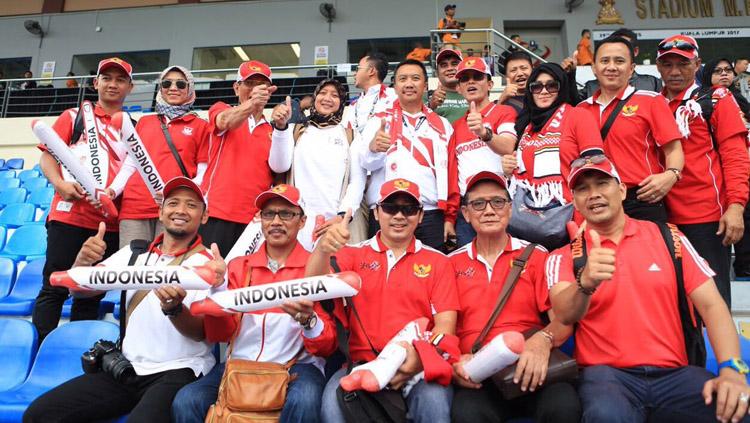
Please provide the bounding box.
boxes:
[656,35,750,307]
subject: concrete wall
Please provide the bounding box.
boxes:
[0,0,748,79]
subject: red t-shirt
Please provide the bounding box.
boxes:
[446,102,517,223]
[515,104,604,203]
[578,86,682,187]
[546,218,715,368]
[120,114,209,220]
[664,85,750,224]
[333,234,460,362]
[450,236,549,354]
[201,102,274,224]
[40,104,127,231]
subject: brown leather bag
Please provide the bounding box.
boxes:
[205,269,298,423]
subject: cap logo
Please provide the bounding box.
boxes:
[465,59,476,67]
[250,65,261,71]
[621,105,639,117]
[271,185,288,194]
[413,263,432,278]
[393,179,410,190]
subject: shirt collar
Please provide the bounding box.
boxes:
[593,85,634,107]
[665,82,699,102]
[247,241,309,269]
[148,233,204,257]
[369,232,420,254]
[466,234,520,260]
[93,103,110,118]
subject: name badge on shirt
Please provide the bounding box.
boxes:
[56,201,73,212]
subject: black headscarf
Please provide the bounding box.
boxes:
[515,63,571,134]
[700,58,750,117]
[307,78,347,128]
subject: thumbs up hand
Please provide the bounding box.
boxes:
[579,229,616,292]
[204,243,228,287]
[74,222,108,267]
[369,118,392,153]
[317,208,351,254]
[271,96,293,129]
[467,101,489,140]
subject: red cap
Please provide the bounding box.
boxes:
[567,156,621,189]
[465,171,508,193]
[656,35,699,60]
[436,47,463,64]
[162,176,205,205]
[236,60,272,83]
[255,184,302,210]
[97,57,133,79]
[455,57,491,79]
[378,178,421,204]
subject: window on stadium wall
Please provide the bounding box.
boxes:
[0,57,32,84]
[348,37,432,70]
[191,43,302,82]
[71,50,171,82]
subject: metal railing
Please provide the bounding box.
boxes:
[429,27,549,68]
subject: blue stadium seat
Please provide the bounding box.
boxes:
[0,319,38,392]
[0,258,16,298]
[61,292,113,318]
[17,170,40,184]
[0,171,16,179]
[0,161,5,171]
[0,178,20,191]
[100,289,120,314]
[0,188,27,209]
[3,158,25,170]
[0,321,119,421]
[0,203,36,228]
[22,178,48,192]
[32,208,50,224]
[0,226,8,251]
[705,330,750,381]
[0,225,47,262]
[0,259,44,315]
[28,187,54,210]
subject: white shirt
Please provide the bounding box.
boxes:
[343,84,398,135]
[101,243,216,377]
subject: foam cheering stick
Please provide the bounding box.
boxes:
[31,120,118,218]
[225,214,264,263]
[111,112,165,203]
[50,265,215,292]
[340,317,429,392]
[462,331,525,383]
[190,272,361,316]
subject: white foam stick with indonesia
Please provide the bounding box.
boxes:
[189,272,361,316]
[49,265,216,292]
[462,331,525,382]
[31,120,118,218]
[111,112,164,204]
[224,214,264,263]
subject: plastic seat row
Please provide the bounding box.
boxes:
[0,259,45,316]
[0,187,54,211]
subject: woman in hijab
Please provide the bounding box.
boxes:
[701,57,750,119]
[269,79,366,250]
[502,63,604,249]
[111,65,209,247]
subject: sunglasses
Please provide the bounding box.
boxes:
[570,154,608,170]
[458,72,486,83]
[712,67,734,75]
[528,80,560,94]
[378,203,422,217]
[161,79,188,90]
[657,39,697,53]
[467,197,510,211]
[260,210,302,221]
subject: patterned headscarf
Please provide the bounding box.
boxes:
[155,65,196,120]
[307,78,347,128]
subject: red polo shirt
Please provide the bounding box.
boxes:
[202,102,274,224]
[446,102,517,223]
[120,114,209,220]
[333,234,460,362]
[663,84,750,224]
[546,217,715,368]
[450,236,549,354]
[40,104,127,231]
[578,86,682,187]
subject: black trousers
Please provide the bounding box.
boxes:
[451,381,581,423]
[367,208,445,250]
[678,222,732,307]
[624,187,668,224]
[198,216,247,258]
[733,205,750,276]
[32,221,119,342]
[23,367,197,423]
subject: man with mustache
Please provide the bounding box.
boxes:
[498,51,533,115]
[428,48,468,124]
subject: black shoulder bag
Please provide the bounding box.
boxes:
[600,90,637,141]
[159,115,189,177]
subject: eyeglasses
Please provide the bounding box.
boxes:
[467,197,510,211]
[260,210,302,221]
[458,72,486,83]
[712,67,734,75]
[570,154,607,170]
[657,39,697,53]
[528,80,560,94]
[378,203,422,216]
[161,79,188,90]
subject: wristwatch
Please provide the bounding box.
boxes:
[480,126,493,142]
[667,168,682,181]
[162,303,184,318]
[301,313,318,331]
[718,358,750,375]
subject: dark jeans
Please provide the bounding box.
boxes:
[624,187,668,224]
[198,217,247,258]
[23,367,197,423]
[32,220,119,342]
[579,365,746,423]
[678,222,731,307]
[452,381,580,423]
[367,208,445,250]
[733,205,750,277]
[172,361,325,423]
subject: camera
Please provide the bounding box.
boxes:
[457,21,466,28]
[81,339,136,383]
